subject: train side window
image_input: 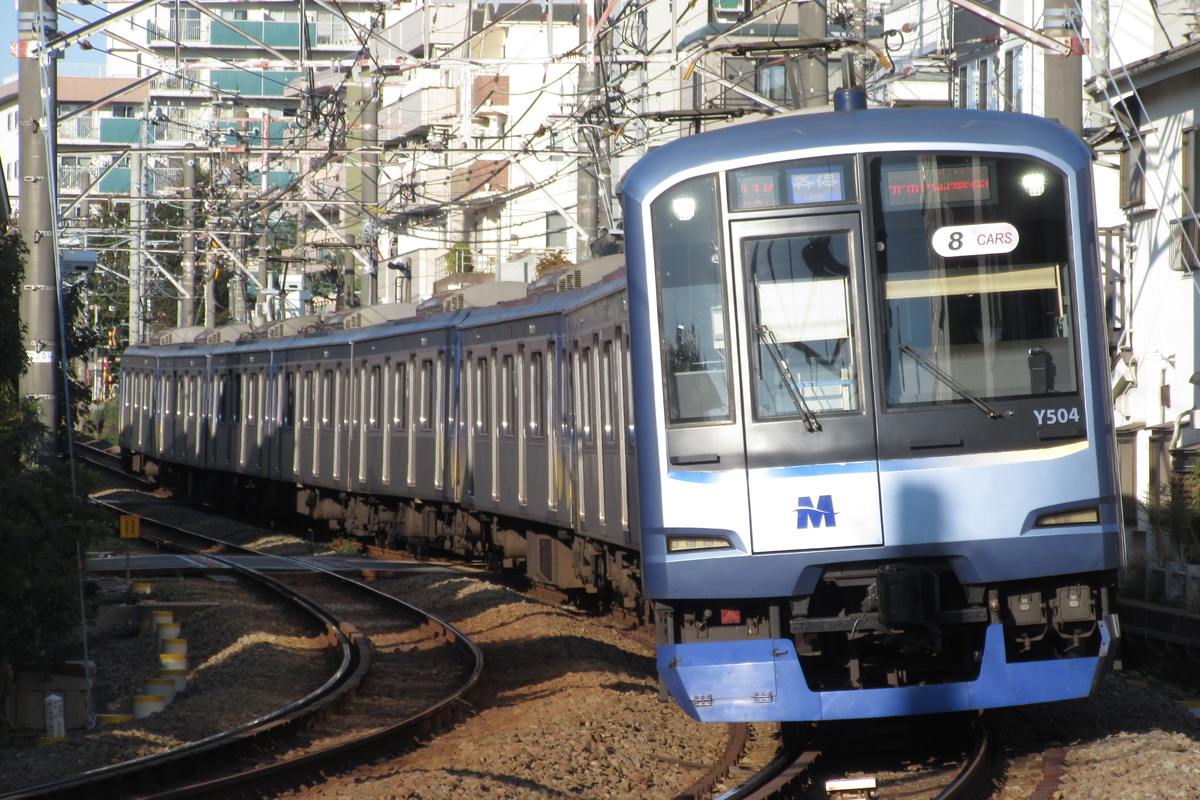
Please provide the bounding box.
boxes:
[580,346,594,445]
[301,370,314,428]
[188,376,197,419]
[247,373,258,425]
[474,356,489,435]
[321,369,334,430]
[602,340,616,444]
[390,362,407,430]
[623,332,635,447]
[284,371,295,428]
[547,347,559,511]
[339,367,349,429]
[500,353,515,437]
[216,374,226,423]
[368,365,382,431]
[419,359,434,431]
[529,351,545,438]
[232,373,243,424]
[651,175,733,425]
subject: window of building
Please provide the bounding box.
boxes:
[1003,47,1023,113]
[1120,140,1146,208]
[722,56,791,109]
[1180,126,1200,271]
[546,212,568,250]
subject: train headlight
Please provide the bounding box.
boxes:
[671,196,697,221]
[1022,172,1047,197]
[1034,507,1099,527]
[666,534,732,553]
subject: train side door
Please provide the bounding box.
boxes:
[730,214,884,553]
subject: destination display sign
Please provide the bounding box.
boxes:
[730,157,854,211]
[882,162,994,210]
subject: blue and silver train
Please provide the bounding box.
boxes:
[623,104,1121,721]
[121,102,1121,724]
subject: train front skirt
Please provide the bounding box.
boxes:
[658,615,1119,722]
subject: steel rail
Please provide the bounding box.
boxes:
[1,485,486,800]
[933,714,994,800]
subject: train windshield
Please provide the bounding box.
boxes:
[744,232,859,421]
[868,154,1078,410]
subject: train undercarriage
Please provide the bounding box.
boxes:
[656,560,1117,693]
[138,456,644,615]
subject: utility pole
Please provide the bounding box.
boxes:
[353,72,379,306]
[180,158,196,326]
[575,0,598,262]
[1042,0,1083,135]
[796,0,830,106]
[17,0,60,440]
[128,108,146,343]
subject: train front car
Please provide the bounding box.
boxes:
[622,107,1122,723]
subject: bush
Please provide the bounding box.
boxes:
[88,399,122,445]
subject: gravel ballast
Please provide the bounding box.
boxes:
[6,566,1200,799]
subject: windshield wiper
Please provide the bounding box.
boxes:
[899,344,1003,420]
[755,323,822,432]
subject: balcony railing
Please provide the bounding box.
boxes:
[153,69,208,94]
[398,3,469,55]
[148,18,359,49]
[58,113,99,142]
[398,85,458,138]
[435,248,495,276]
[148,20,204,44]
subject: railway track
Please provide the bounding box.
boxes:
[67,442,1192,800]
[2,480,486,800]
[680,713,993,800]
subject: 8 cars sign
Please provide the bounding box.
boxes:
[931,222,1019,258]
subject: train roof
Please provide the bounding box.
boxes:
[622,107,1093,205]
[416,281,530,315]
[127,256,627,355]
[526,254,624,296]
[149,325,209,345]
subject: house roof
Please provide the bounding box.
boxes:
[1087,37,1200,99]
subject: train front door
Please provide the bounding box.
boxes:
[730,214,884,554]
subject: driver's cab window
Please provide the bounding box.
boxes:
[744,232,859,419]
[652,176,733,426]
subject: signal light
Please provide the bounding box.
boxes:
[720,608,741,625]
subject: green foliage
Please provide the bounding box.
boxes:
[0,232,29,398]
[334,539,362,555]
[306,267,339,300]
[0,408,113,729]
[89,398,122,445]
[0,233,115,729]
[60,281,104,442]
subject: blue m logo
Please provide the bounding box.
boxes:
[796,495,836,528]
